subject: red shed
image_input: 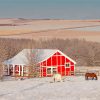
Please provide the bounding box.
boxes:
[39,49,76,77]
[4,49,76,77]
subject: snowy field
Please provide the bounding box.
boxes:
[0,76,100,100]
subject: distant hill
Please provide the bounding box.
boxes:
[0,18,100,42]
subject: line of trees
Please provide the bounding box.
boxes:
[0,38,100,78]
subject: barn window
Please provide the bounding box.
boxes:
[47,68,51,74]
[65,63,70,68]
[47,67,57,75]
[52,68,57,74]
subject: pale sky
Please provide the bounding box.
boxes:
[0,0,100,19]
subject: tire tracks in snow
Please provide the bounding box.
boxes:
[0,82,45,97]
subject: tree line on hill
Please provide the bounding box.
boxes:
[0,38,100,79]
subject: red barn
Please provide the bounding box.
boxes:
[4,49,76,77]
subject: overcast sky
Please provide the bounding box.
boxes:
[0,0,100,19]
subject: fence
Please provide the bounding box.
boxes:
[75,66,100,76]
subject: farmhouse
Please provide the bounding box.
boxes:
[3,49,76,77]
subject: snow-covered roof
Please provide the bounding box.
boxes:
[4,49,76,65]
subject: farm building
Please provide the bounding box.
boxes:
[3,49,76,77]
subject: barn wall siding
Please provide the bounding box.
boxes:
[39,51,75,77]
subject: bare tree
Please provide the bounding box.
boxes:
[26,49,40,78]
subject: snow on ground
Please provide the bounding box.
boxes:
[0,76,100,100]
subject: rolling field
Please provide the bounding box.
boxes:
[0,18,100,42]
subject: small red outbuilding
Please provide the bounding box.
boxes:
[39,49,76,77]
[4,49,76,77]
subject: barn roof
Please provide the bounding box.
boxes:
[4,49,76,65]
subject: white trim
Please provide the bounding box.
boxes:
[45,60,47,77]
[12,64,15,76]
[19,65,20,76]
[57,50,76,64]
[73,64,75,75]
[56,55,58,73]
[42,67,43,77]
[42,66,57,68]
[21,65,24,76]
[64,56,66,76]
[46,67,47,77]
[40,64,41,77]
[41,63,43,77]
[60,56,62,75]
